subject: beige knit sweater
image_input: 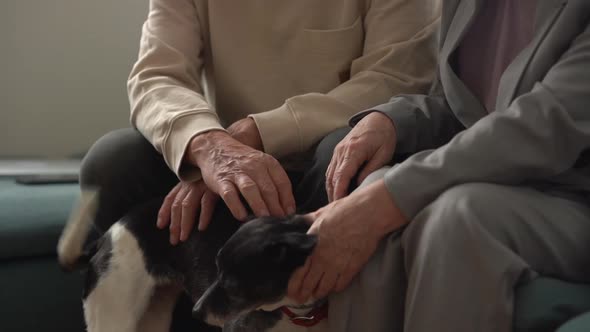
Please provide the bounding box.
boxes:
[128,0,441,180]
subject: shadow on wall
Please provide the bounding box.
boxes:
[0,0,148,158]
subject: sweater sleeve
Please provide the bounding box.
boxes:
[127,0,224,180]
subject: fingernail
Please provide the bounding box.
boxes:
[180,230,185,241]
[261,210,270,217]
[156,218,163,228]
[170,235,177,246]
[287,206,296,215]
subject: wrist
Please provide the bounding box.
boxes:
[227,118,264,151]
[365,112,397,138]
[186,130,231,167]
[354,179,406,237]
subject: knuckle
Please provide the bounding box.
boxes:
[341,153,358,163]
[164,193,176,202]
[220,190,233,200]
[347,140,362,149]
[333,170,348,181]
[203,196,216,206]
[263,154,277,163]
[277,178,292,189]
[239,181,257,192]
[259,184,276,195]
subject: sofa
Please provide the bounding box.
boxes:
[0,178,84,332]
[1,177,589,332]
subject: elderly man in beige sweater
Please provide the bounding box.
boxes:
[80,0,438,329]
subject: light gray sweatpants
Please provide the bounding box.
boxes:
[328,167,590,332]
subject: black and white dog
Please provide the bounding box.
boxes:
[57,190,329,332]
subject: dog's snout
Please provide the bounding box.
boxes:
[193,295,225,327]
[192,300,206,320]
[191,280,232,327]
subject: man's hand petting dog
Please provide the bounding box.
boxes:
[158,180,218,244]
[326,112,397,202]
[159,118,296,245]
[288,179,408,303]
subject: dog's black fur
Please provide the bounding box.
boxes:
[84,197,241,302]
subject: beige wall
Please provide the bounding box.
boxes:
[0,0,148,158]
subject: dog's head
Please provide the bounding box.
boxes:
[192,214,316,327]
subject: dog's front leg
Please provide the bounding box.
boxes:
[137,284,182,332]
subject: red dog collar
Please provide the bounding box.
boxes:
[281,302,329,327]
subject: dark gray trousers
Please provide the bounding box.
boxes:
[79,127,350,331]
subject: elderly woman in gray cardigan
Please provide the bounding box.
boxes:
[288,1,590,331]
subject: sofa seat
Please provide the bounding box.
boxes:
[0,179,80,259]
[515,277,590,331]
[0,178,85,332]
[557,312,590,332]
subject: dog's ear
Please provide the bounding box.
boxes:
[266,233,317,263]
[280,233,317,253]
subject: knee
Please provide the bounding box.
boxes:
[80,128,157,189]
[402,183,503,254]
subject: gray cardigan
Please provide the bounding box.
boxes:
[353,0,590,219]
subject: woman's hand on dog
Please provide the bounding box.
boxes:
[326,112,397,202]
[158,180,219,244]
[287,179,407,302]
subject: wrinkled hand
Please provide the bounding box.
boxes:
[157,180,219,245]
[287,180,407,303]
[326,112,397,202]
[186,123,296,223]
[226,117,264,151]
[159,118,295,244]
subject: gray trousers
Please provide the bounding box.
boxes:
[329,167,590,332]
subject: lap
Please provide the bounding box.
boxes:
[359,166,590,281]
[405,182,590,282]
